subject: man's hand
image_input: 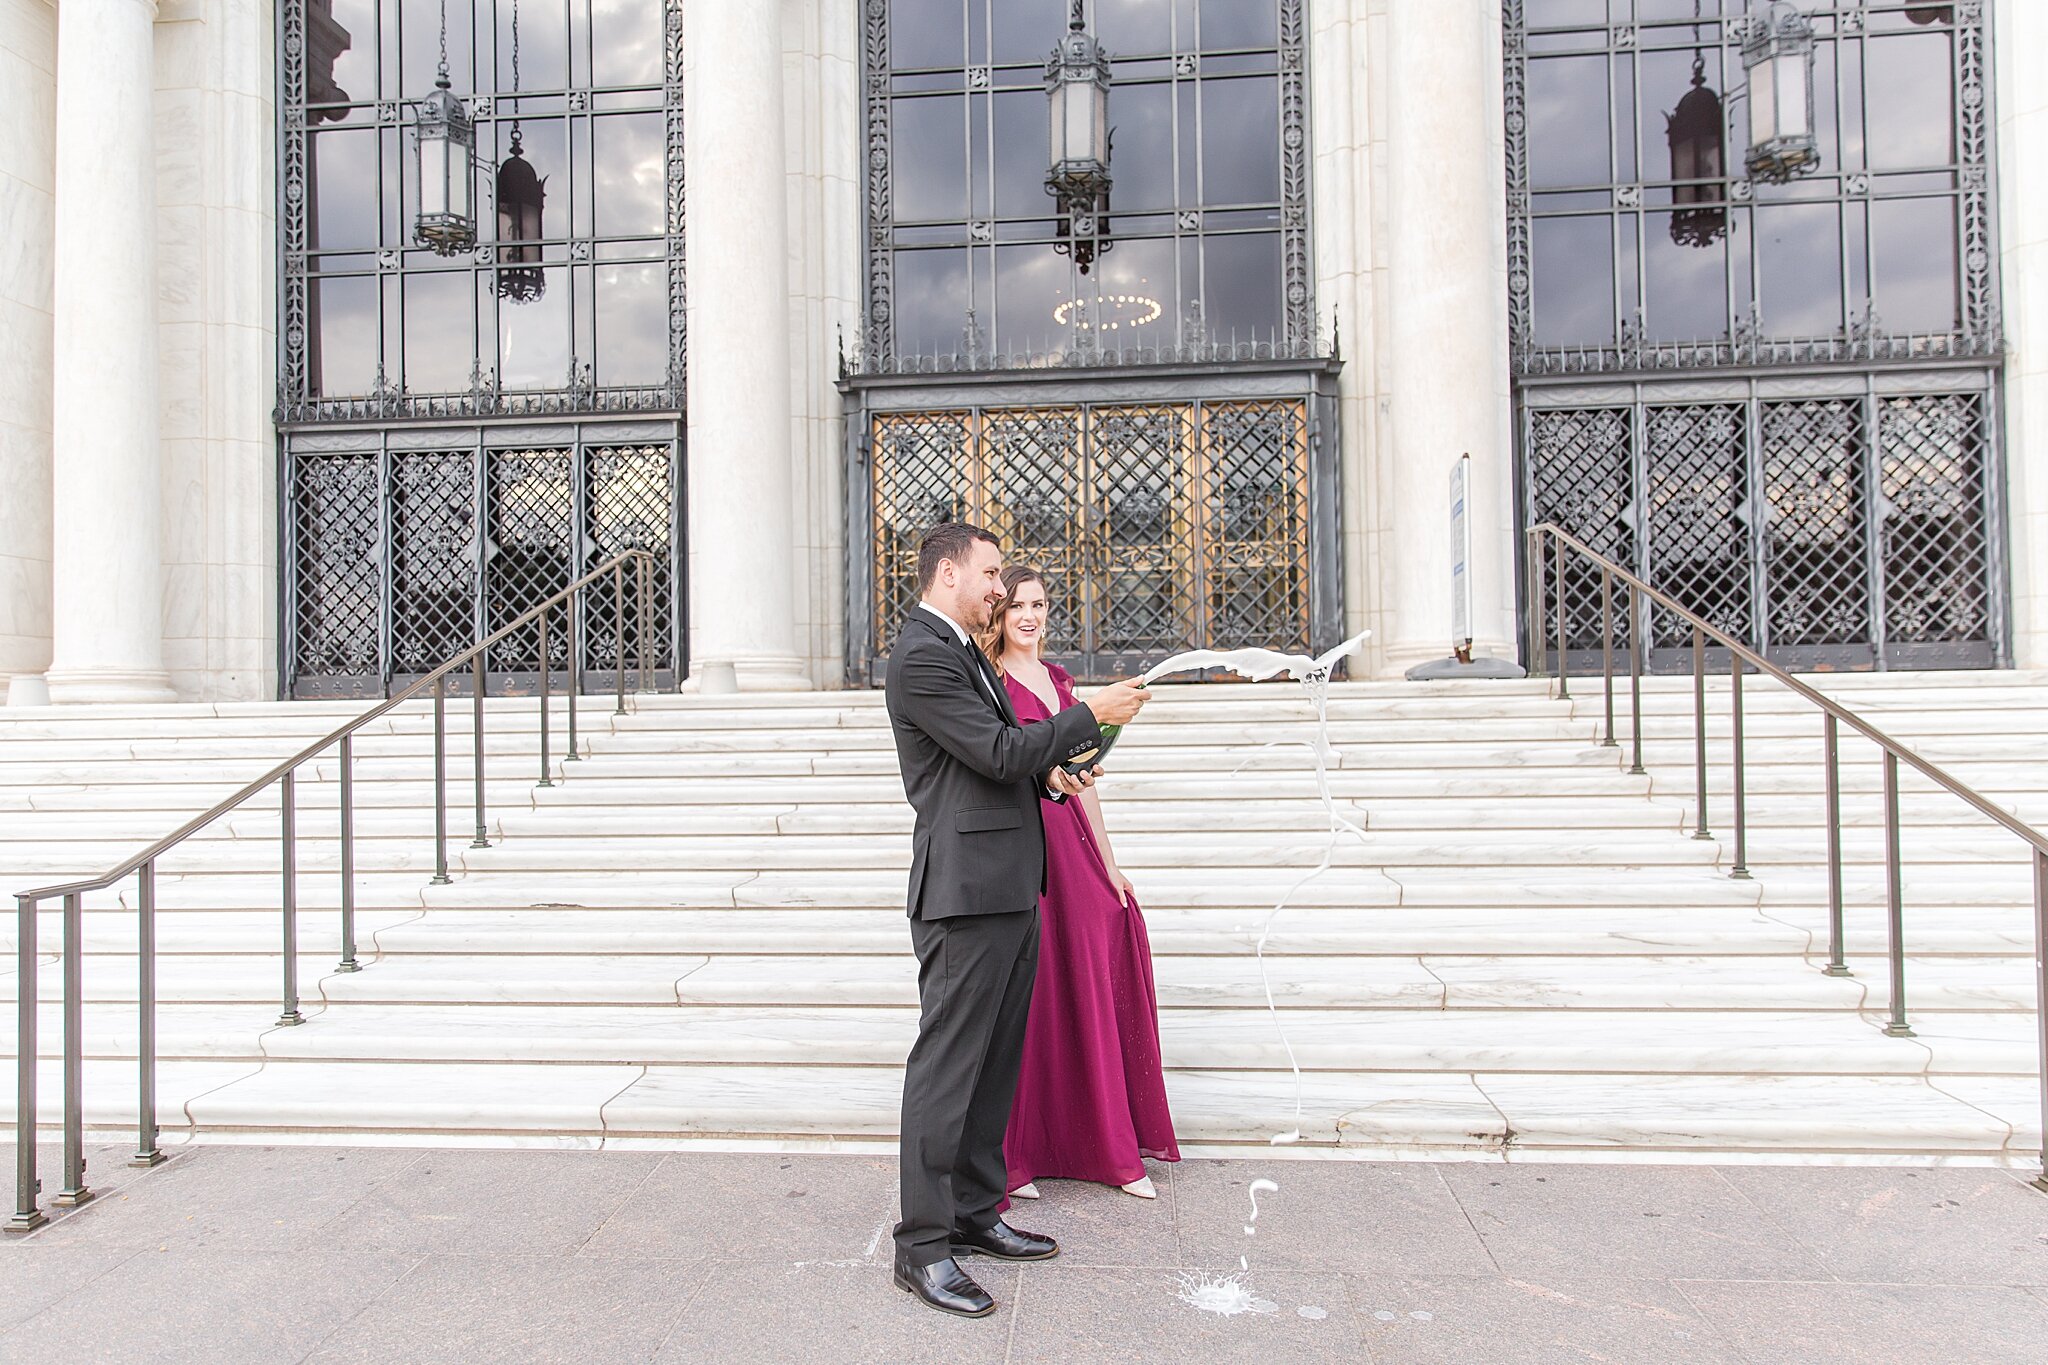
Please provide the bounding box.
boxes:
[1046,765,1100,798]
[1086,680,1150,727]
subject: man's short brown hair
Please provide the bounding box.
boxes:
[917,522,1000,594]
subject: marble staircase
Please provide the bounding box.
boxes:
[3,671,2045,1165]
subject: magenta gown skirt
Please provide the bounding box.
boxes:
[1002,663,1180,1190]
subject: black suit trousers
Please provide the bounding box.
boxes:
[893,904,1041,1265]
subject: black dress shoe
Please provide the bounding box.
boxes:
[893,1255,996,1318]
[950,1218,1059,1261]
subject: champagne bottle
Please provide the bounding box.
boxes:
[1058,682,1142,776]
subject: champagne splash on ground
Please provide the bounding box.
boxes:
[1175,1271,1280,1318]
[1137,629,1371,1143]
[1243,1177,1279,1236]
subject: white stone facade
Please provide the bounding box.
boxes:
[2,0,2045,702]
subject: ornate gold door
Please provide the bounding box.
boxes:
[864,398,1313,682]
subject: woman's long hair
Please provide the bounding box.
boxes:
[979,565,1047,675]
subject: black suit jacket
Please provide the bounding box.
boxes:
[884,610,1104,920]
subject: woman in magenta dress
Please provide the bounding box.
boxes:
[979,565,1180,1201]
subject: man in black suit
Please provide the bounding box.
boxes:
[885,522,1150,1318]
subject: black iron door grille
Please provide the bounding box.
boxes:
[286,430,683,697]
[1522,374,2003,672]
[862,399,1316,684]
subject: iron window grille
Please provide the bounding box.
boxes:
[277,0,686,425]
[285,423,684,698]
[1505,1,2007,672]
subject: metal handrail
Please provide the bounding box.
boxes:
[9,549,660,1232]
[1528,522,2048,1191]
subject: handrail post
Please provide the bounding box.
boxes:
[638,553,653,693]
[471,651,490,849]
[9,895,46,1232]
[1553,532,1569,699]
[1600,568,1616,746]
[1881,750,1914,1037]
[566,587,581,762]
[1822,714,1849,976]
[614,564,627,715]
[1729,656,1750,879]
[1627,581,1645,776]
[338,736,360,971]
[132,861,164,1166]
[1525,529,1545,677]
[278,770,304,1026]
[538,610,554,787]
[1691,626,1710,840]
[431,676,452,884]
[55,892,91,1207]
[2032,849,2048,1193]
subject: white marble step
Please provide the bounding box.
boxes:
[9,999,2032,1078]
[11,950,2036,1013]
[7,1058,2034,1158]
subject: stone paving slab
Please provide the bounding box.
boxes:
[3,1144,2047,1362]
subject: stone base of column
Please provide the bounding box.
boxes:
[1380,637,1522,681]
[45,667,178,705]
[685,653,815,695]
[5,674,51,707]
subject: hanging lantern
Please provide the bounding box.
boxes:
[1045,0,1113,275]
[495,131,547,302]
[1667,58,1727,248]
[411,0,476,255]
[1741,2,1820,184]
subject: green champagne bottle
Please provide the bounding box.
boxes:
[1058,682,1142,776]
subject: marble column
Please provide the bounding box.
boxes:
[1996,0,2048,668]
[682,0,810,693]
[1377,0,1518,675]
[0,0,58,705]
[46,0,175,703]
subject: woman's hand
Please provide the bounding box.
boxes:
[1109,868,1137,905]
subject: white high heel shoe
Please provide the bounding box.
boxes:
[1009,1182,1042,1200]
[1120,1175,1157,1200]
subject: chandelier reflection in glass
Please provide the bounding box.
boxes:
[411,0,477,254]
[1045,0,1112,275]
[496,0,546,302]
[1666,0,1727,249]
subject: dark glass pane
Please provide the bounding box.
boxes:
[309,127,380,251]
[1199,77,1280,205]
[892,95,968,222]
[994,243,1070,355]
[1528,0,1610,26]
[890,0,966,70]
[400,0,474,97]
[1096,0,1174,56]
[1866,33,1956,170]
[1199,0,1275,49]
[312,0,378,106]
[1612,49,1638,183]
[1531,215,1615,346]
[1107,80,1175,214]
[1644,213,1727,340]
[590,0,664,87]
[404,270,476,393]
[992,89,1049,219]
[493,0,569,93]
[1077,235,1176,344]
[893,247,971,355]
[1871,197,1958,334]
[591,112,665,237]
[992,0,1069,65]
[595,261,667,386]
[497,265,569,387]
[1201,231,1281,339]
[1527,55,1610,190]
[311,275,379,395]
[1754,203,1842,337]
